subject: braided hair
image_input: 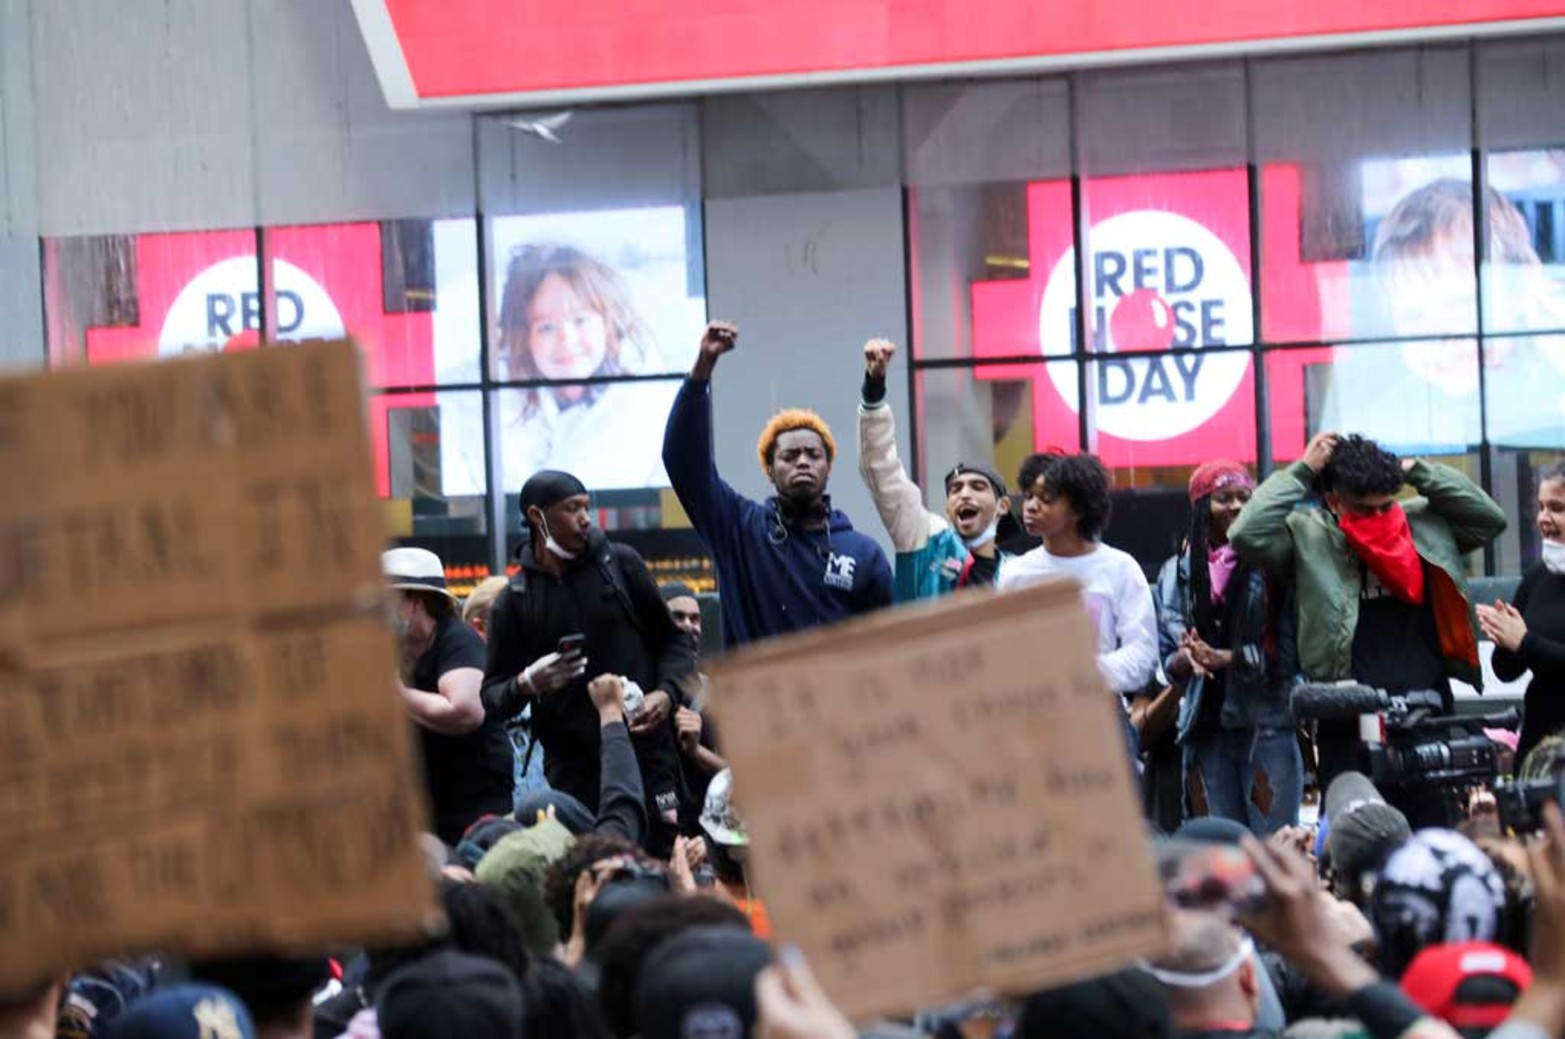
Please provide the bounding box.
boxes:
[1186,495,1280,685]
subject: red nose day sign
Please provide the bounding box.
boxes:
[79,226,438,497]
[970,169,1262,466]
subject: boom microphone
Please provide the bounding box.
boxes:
[1292,683,1387,720]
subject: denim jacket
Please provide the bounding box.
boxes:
[1155,551,1298,741]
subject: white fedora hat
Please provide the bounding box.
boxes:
[381,546,458,601]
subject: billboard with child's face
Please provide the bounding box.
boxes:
[51,205,708,500]
[964,153,1565,468]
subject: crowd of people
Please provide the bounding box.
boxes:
[13,323,1565,1039]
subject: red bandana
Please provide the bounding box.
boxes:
[1339,504,1425,606]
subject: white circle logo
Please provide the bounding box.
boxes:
[1039,210,1253,441]
[158,257,346,357]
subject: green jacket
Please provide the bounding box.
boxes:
[1227,459,1507,689]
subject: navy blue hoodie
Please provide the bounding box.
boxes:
[663,378,893,647]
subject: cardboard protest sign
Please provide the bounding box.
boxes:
[0,340,435,992]
[707,581,1165,1020]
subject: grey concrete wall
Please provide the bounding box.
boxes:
[705,188,910,557]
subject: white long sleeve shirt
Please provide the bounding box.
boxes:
[997,542,1159,695]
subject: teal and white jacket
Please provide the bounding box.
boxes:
[857,398,1001,602]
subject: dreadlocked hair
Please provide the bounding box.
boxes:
[1186,495,1280,685]
[756,409,836,473]
[1187,496,1218,644]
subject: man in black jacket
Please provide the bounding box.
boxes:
[481,470,695,855]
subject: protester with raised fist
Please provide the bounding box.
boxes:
[662,322,891,646]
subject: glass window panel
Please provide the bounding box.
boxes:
[1482,150,1565,337]
[381,388,490,595]
[1477,35,1565,154]
[1253,47,1475,344]
[1491,447,1565,572]
[903,78,1071,188]
[0,238,45,372]
[486,207,707,384]
[906,78,1072,362]
[1264,342,1484,576]
[1265,341,1484,461]
[1483,335,1565,451]
[703,86,901,198]
[474,378,684,503]
[915,363,1082,553]
[265,219,481,388]
[918,180,1076,361]
[1075,65,1255,485]
[476,105,700,216]
[43,228,259,367]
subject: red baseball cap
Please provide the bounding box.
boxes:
[1401,942,1532,1034]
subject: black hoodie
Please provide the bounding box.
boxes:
[480,529,696,820]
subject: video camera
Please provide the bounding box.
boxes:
[1494,774,1565,834]
[1494,739,1565,833]
[1293,683,1518,789]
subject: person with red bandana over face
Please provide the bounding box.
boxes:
[1227,433,1506,828]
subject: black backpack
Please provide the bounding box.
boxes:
[506,542,646,649]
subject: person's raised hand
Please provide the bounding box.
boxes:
[1477,601,1528,652]
[670,835,699,895]
[675,705,704,756]
[1237,834,1378,998]
[692,321,738,381]
[1267,825,1317,868]
[630,689,673,734]
[522,650,587,696]
[755,947,856,1039]
[1302,431,1340,473]
[588,673,626,723]
[1178,632,1214,679]
[863,338,897,379]
[563,857,622,967]
[1186,634,1233,673]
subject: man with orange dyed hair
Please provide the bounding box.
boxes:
[663,321,892,646]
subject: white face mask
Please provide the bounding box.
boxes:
[534,510,580,561]
[962,514,1001,550]
[1543,538,1565,575]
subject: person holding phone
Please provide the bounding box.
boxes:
[480,470,697,856]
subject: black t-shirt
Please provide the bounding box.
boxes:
[965,552,1001,588]
[1349,562,1450,705]
[411,614,515,844]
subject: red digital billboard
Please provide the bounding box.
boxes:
[351,0,1565,108]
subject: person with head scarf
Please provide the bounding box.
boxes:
[1154,461,1302,836]
[479,470,696,857]
[661,322,892,646]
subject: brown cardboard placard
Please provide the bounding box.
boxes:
[707,582,1166,1021]
[0,341,434,992]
